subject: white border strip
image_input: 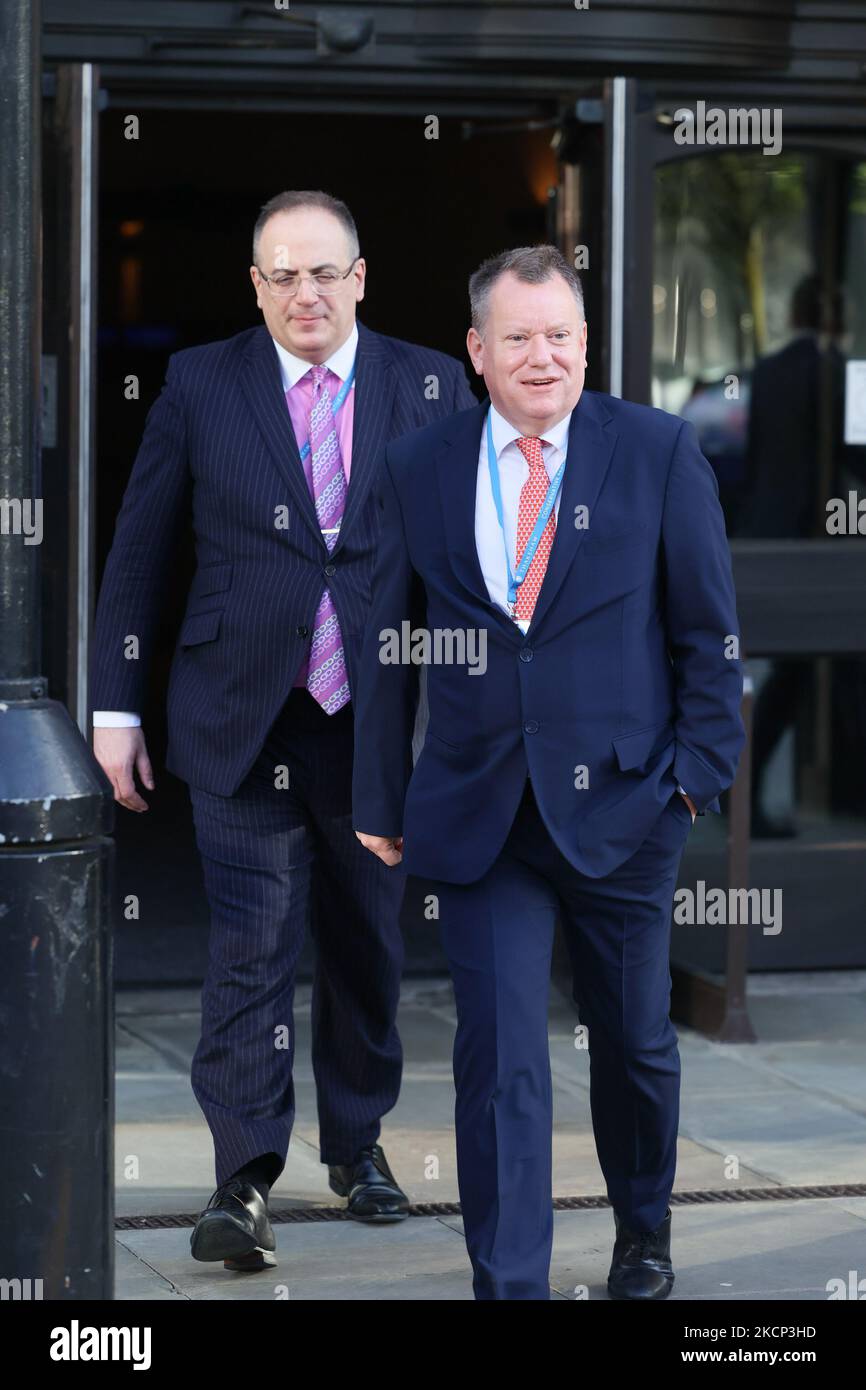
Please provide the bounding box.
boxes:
[609,75,626,400]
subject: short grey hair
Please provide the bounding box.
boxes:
[469,244,584,336]
[252,189,360,266]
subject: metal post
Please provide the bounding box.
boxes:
[717,668,757,1042]
[0,0,115,1300]
[607,75,627,399]
[68,63,99,737]
[604,77,655,405]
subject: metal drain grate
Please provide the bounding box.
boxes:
[116,1182,866,1230]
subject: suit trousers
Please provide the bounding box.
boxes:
[434,778,693,1300]
[187,688,407,1187]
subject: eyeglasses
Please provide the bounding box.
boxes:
[256,256,361,298]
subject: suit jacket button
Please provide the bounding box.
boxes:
[524,720,539,734]
[519,647,533,662]
[296,625,309,637]
[324,563,337,577]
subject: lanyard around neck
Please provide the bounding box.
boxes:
[486,410,566,614]
[299,359,356,462]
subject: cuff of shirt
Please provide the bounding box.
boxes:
[677,784,703,817]
[92,711,141,727]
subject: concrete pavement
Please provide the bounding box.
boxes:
[114,971,866,1300]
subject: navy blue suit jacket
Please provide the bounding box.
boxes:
[90,321,477,795]
[351,389,746,882]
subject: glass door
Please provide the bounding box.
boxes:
[645,119,866,972]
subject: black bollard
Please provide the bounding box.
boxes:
[0,0,115,1300]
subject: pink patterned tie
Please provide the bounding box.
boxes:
[305,364,350,713]
[513,436,556,622]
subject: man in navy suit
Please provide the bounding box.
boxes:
[90,190,476,1271]
[352,245,744,1300]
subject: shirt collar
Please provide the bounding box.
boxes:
[488,399,572,459]
[272,321,359,393]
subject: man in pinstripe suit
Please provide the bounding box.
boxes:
[91,190,477,1271]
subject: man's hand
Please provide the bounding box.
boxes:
[355,831,404,866]
[92,726,155,812]
[680,791,697,823]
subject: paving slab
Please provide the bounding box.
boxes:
[116,1214,475,1301]
[439,1198,866,1301]
[115,1198,866,1302]
[726,1040,866,1116]
[674,1087,866,1186]
[115,1238,187,1301]
[111,973,866,1300]
[745,991,866,1043]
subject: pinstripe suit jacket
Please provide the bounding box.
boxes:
[90,320,477,795]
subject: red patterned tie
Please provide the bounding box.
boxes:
[513,435,555,622]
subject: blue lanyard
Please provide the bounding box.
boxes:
[486,411,565,615]
[299,359,356,462]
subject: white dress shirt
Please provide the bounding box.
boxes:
[475,402,571,636]
[272,320,357,393]
[91,324,359,729]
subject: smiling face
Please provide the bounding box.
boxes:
[250,206,365,363]
[466,271,588,435]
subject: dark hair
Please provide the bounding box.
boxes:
[252,190,360,265]
[790,273,846,336]
[469,244,584,335]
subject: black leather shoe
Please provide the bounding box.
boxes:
[190,1177,277,1271]
[607,1206,674,1300]
[327,1143,409,1222]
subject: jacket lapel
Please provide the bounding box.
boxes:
[527,390,617,635]
[334,321,397,553]
[436,397,521,642]
[238,326,324,549]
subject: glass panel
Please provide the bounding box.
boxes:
[652,152,866,954]
[652,151,866,540]
[673,655,866,973]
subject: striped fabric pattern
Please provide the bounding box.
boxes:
[187,689,407,1181]
[303,363,351,714]
[90,321,477,795]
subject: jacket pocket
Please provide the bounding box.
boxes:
[611,719,674,772]
[427,730,463,753]
[581,523,647,557]
[179,609,223,648]
[190,561,233,599]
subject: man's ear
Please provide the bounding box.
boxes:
[466,326,484,376]
[354,258,366,303]
[250,266,265,310]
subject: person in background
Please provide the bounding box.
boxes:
[91,189,477,1272]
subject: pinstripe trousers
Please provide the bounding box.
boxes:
[188,688,407,1186]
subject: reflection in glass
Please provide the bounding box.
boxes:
[652,150,866,845]
[652,152,866,539]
